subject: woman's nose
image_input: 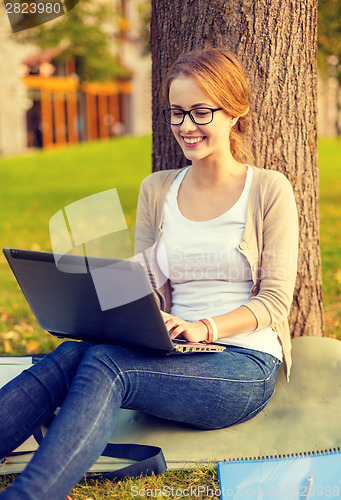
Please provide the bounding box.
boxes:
[179,113,197,133]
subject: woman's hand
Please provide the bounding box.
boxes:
[160,311,208,343]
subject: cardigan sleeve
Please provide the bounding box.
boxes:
[134,176,156,255]
[243,172,299,330]
[134,174,174,311]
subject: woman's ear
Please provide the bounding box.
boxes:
[231,116,239,127]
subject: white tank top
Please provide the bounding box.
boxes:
[156,165,283,361]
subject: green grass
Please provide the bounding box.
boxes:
[0,136,152,355]
[318,138,341,337]
[1,136,341,497]
[0,467,221,499]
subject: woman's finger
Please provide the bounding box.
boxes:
[164,318,180,331]
[169,324,186,339]
[160,311,171,320]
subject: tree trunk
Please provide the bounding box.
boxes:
[150,0,324,337]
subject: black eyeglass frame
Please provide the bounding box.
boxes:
[163,107,223,125]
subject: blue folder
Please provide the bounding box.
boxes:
[218,449,341,499]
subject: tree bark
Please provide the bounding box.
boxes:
[150,0,324,337]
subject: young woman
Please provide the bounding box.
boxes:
[0,47,298,499]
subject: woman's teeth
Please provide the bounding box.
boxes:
[183,137,204,144]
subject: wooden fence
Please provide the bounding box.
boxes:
[23,76,132,148]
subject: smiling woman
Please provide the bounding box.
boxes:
[163,47,253,166]
[137,48,298,373]
[0,47,298,500]
[168,76,240,168]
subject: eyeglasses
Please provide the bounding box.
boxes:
[163,107,223,125]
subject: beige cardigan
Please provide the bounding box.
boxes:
[135,166,299,380]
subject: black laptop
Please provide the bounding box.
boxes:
[3,248,225,354]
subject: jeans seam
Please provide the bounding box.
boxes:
[120,369,273,384]
[261,362,279,383]
[43,376,119,494]
[232,390,272,426]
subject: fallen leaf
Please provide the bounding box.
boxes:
[26,340,41,354]
[14,324,25,332]
[1,331,19,340]
[20,321,34,332]
[4,340,13,353]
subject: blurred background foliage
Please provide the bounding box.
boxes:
[16,0,132,82]
[318,0,341,134]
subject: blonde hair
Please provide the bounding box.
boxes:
[163,47,254,164]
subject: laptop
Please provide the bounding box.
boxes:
[3,248,225,355]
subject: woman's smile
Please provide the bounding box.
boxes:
[181,135,206,146]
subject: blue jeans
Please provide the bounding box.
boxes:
[0,341,281,499]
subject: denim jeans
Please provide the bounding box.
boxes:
[0,341,281,499]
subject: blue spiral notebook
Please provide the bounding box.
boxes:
[218,448,341,499]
